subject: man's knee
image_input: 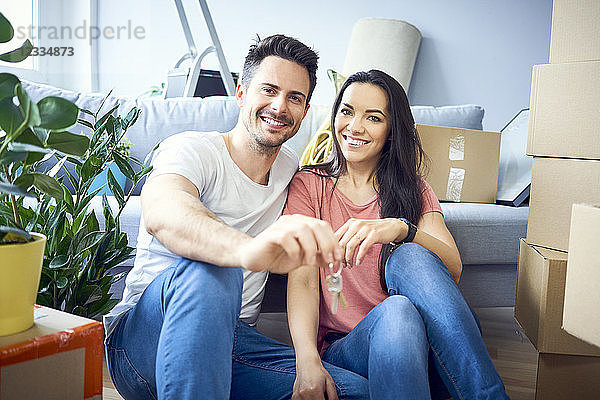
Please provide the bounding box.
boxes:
[163,258,245,315]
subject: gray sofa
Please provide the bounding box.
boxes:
[22,80,528,312]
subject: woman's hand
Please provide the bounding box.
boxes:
[335,218,407,266]
[292,359,338,400]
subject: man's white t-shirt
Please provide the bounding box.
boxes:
[104,131,299,338]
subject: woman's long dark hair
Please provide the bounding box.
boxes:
[307,70,427,292]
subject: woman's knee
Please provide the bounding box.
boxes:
[373,296,426,338]
[384,243,449,294]
[368,296,428,366]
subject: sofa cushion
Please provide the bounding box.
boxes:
[411,104,484,130]
[441,202,528,264]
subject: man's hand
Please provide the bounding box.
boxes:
[238,214,343,274]
[292,360,338,400]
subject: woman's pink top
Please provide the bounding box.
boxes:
[283,169,443,352]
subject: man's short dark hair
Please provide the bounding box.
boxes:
[241,34,319,104]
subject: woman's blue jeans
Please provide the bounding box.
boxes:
[321,243,509,400]
[104,258,369,400]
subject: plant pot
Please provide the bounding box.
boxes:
[0,233,46,336]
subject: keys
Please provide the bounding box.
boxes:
[326,263,347,314]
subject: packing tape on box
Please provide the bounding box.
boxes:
[449,134,465,161]
[446,167,465,202]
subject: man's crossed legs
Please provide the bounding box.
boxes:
[105,258,369,399]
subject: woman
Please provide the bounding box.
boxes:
[285,70,508,399]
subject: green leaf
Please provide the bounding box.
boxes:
[79,155,102,182]
[81,285,102,306]
[63,186,74,214]
[76,231,105,254]
[8,142,50,154]
[0,73,19,100]
[100,249,135,270]
[89,298,120,318]
[77,118,94,130]
[16,83,41,127]
[106,170,124,206]
[112,151,135,180]
[84,211,100,232]
[15,127,45,147]
[94,104,118,130]
[37,97,79,130]
[0,13,14,43]
[14,172,64,200]
[0,180,34,197]
[94,90,113,117]
[0,97,24,138]
[0,39,33,63]
[0,150,27,165]
[74,187,102,216]
[123,107,140,130]
[46,131,90,156]
[55,276,69,289]
[136,165,153,180]
[49,255,69,269]
[102,194,115,230]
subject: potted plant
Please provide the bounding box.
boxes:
[1,12,153,334]
[0,11,82,335]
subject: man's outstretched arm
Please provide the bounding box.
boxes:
[141,174,342,273]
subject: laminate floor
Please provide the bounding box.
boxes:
[102,307,538,399]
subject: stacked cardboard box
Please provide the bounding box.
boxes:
[0,306,103,399]
[515,0,600,398]
[416,124,501,203]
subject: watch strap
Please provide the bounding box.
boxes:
[399,217,417,243]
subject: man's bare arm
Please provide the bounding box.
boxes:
[142,174,250,267]
[141,174,344,273]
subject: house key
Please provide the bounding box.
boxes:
[326,263,347,314]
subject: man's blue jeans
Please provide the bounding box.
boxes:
[321,243,509,400]
[104,258,369,399]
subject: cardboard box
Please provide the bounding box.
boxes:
[562,204,600,348]
[416,124,501,203]
[514,239,600,356]
[0,306,103,400]
[534,352,600,399]
[527,157,600,252]
[527,62,600,160]
[549,0,600,63]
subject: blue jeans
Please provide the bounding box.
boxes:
[321,243,509,400]
[105,258,369,399]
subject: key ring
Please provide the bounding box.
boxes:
[328,262,343,277]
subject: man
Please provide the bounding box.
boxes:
[104,35,369,399]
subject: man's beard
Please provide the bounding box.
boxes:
[243,109,297,156]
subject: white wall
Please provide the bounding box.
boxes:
[92,0,553,130]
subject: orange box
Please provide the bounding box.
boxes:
[0,305,103,400]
